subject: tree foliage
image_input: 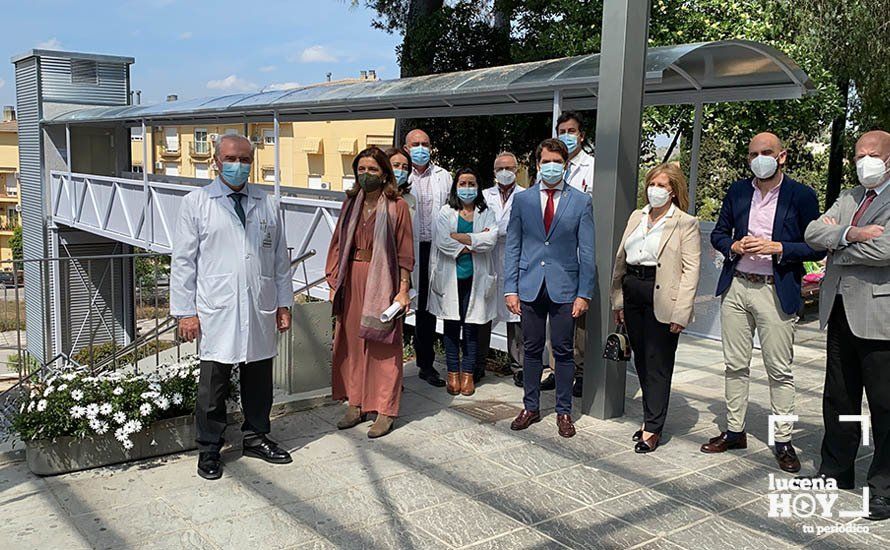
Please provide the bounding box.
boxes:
[10,225,23,262]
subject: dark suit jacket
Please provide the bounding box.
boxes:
[711,175,825,315]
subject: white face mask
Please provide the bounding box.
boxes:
[856,155,890,189]
[495,169,516,186]
[647,186,672,208]
[750,154,779,180]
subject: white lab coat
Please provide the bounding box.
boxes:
[566,149,595,194]
[482,184,525,323]
[170,178,293,364]
[428,205,499,325]
[407,163,452,302]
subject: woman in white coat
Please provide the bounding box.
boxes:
[429,168,499,396]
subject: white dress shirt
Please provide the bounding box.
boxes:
[539,180,565,218]
[624,204,676,267]
[412,165,435,242]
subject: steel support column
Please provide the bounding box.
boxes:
[687,102,703,214]
[273,110,281,200]
[582,0,651,419]
[141,119,149,245]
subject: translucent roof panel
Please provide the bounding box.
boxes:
[44,40,814,125]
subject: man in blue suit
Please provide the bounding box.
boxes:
[504,138,596,438]
[701,132,824,472]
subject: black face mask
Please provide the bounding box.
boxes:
[358,173,384,193]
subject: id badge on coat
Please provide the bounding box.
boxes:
[262,230,273,248]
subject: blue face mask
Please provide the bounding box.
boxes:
[221,161,251,187]
[456,187,477,203]
[409,145,431,166]
[393,168,409,186]
[539,162,565,186]
[558,133,579,154]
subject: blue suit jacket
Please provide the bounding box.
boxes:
[504,184,596,304]
[711,176,825,315]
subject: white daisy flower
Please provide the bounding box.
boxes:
[27,401,35,412]
[140,391,159,400]
[57,383,68,392]
[123,419,143,434]
[99,403,113,415]
[112,386,124,396]
[112,411,127,425]
[171,393,183,405]
[43,386,55,397]
[89,418,102,431]
[94,421,109,435]
[114,427,128,442]
[154,396,170,410]
[70,389,84,401]
[121,439,134,450]
[85,403,100,418]
[70,405,86,419]
[36,400,48,412]
[139,403,153,417]
[61,373,77,381]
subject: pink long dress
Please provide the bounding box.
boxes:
[325,198,414,416]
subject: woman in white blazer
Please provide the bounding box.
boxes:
[429,168,499,396]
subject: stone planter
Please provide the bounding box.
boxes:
[273,301,333,395]
[26,415,195,476]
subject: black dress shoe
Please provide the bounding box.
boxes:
[774,445,801,473]
[197,451,222,480]
[868,495,890,521]
[419,369,447,387]
[632,430,643,442]
[243,436,293,464]
[572,376,583,398]
[540,373,556,391]
[513,370,524,387]
[635,433,660,454]
[794,472,854,491]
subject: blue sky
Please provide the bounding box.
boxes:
[0,0,401,107]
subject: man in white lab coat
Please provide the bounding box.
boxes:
[555,111,595,397]
[406,128,452,387]
[481,152,525,382]
[171,134,294,480]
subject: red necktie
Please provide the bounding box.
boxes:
[543,189,556,234]
[851,190,878,227]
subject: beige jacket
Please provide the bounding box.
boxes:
[611,207,702,327]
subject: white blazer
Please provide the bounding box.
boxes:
[428,205,499,325]
[170,178,293,364]
[407,163,452,302]
[482,185,525,322]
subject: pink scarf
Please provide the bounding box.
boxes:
[332,191,400,344]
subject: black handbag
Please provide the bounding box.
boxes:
[603,324,632,362]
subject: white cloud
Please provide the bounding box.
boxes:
[178,31,193,40]
[37,38,62,49]
[206,75,257,92]
[298,45,338,63]
[259,65,277,73]
[265,82,301,92]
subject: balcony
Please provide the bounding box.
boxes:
[159,143,181,158]
[0,221,19,234]
[189,140,212,158]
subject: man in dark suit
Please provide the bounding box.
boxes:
[804,130,890,521]
[504,138,595,438]
[701,132,824,472]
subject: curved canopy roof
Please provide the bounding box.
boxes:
[45,40,814,126]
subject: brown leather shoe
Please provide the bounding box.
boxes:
[446,372,461,395]
[700,431,747,453]
[510,409,541,431]
[459,372,475,396]
[775,445,801,473]
[557,414,576,438]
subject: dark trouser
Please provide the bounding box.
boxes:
[475,320,492,375]
[521,284,575,415]
[820,297,890,495]
[574,313,586,376]
[623,270,680,434]
[195,358,273,453]
[415,241,439,376]
[443,277,479,373]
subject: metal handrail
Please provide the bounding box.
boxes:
[290,249,316,267]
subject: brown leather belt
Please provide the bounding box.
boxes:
[734,270,774,285]
[351,248,372,262]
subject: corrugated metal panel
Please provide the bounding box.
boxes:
[40,56,129,106]
[58,242,134,358]
[15,57,50,361]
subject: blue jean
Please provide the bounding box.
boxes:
[521,284,575,414]
[443,277,479,374]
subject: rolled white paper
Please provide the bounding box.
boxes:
[380,289,417,322]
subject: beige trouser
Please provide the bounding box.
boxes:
[721,277,797,442]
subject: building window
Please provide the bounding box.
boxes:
[130,127,144,141]
[70,60,99,85]
[262,168,276,183]
[165,163,180,177]
[194,128,209,154]
[164,128,179,152]
[195,163,209,179]
[263,129,275,145]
